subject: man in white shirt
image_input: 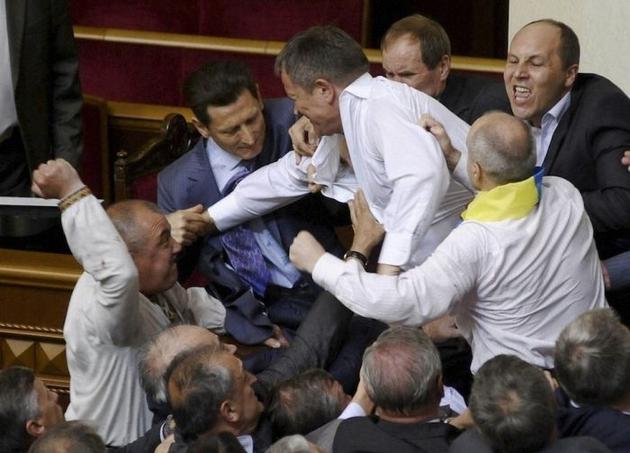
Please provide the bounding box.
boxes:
[31,159,227,446]
[205,25,473,274]
[289,111,607,373]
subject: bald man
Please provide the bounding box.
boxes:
[290,111,607,372]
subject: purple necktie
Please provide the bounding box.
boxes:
[220,168,271,296]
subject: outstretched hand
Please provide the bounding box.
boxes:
[31,158,84,199]
[166,204,213,246]
[419,114,461,172]
[349,190,384,257]
[289,230,326,274]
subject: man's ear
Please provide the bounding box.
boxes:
[564,64,578,89]
[192,117,210,139]
[470,161,484,189]
[220,399,239,424]
[313,78,336,105]
[26,418,45,438]
[438,54,451,82]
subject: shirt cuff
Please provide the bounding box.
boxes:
[207,195,243,231]
[312,253,348,292]
[378,231,413,267]
[338,401,367,420]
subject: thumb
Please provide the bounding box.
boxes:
[186,204,205,214]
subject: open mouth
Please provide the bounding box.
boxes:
[512,85,531,102]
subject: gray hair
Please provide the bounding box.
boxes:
[266,434,315,453]
[28,421,106,453]
[469,355,556,453]
[268,369,346,437]
[139,324,218,403]
[555,308,630,406]
[468,111,536,185]
[0,367,40,452]
[360,326,442,415]
[106,199,164,253]
[166,345,234,442]
[275,25,369,90]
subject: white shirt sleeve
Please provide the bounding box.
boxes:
[207,151,312,231]
[62,195,140,345]
[368,100,450,266]
[311,223,483,325]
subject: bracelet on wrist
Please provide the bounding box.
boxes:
[58,186,92,212]
[343,250,368,269]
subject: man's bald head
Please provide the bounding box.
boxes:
[467,111,535,186]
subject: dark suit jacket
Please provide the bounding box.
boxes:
[449,428,611,453]
[438,73,511,125]
[308,416,461,453]
[6,0,82,171]
[542,74,630,257]
[555,388,630,453]
[158,98,343,295]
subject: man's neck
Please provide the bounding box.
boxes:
[376,406,440,424]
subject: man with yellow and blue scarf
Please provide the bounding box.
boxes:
[289,111,607,373]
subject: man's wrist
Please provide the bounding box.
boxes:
[343,250,368,269]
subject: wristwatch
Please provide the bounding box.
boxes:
[343,250,368,269]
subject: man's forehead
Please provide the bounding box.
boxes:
[511,23,561,52]
[207,91,261,125]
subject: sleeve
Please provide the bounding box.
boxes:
[369,100,450,266]
[62,196,140,345]
[50,0,83,168]
[183,286,226,334]
[311,224,483,325]
[157,169,179,214]
[581,90,630,232]
[207,151,313,231]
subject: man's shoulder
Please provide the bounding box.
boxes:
[572,73,629,107]
[263,97,295,128]
[158,138,206,181]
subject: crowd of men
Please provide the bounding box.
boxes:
[1,8,630,453]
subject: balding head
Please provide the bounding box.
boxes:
[106,200,163,253]
[467,112,535,188]
[107,199,182,295]
[140,325,223,404]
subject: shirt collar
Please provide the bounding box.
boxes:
[541,91,571,127]
[206,137,243,172]
[341,72,374,100]
[238,435,254,453]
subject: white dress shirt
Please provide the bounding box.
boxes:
[534,91,571,165]
[208,138,301,288]
[209,74,474,268]
[312,177,607,372]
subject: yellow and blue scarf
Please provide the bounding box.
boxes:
[461,167,543,222]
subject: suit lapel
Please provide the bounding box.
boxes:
[6,0,25,90]
[543,86,581,173]
[187,140,222,205]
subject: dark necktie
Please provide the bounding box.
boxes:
[220,167,271,296]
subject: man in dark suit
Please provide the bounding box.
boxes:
[450,355,611,453]
[381,14,511,125]
[307,327,461,453]
[157,61,348,347]
[0,0,82,196]
[503,19,630,259]
[554,309,630,453]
